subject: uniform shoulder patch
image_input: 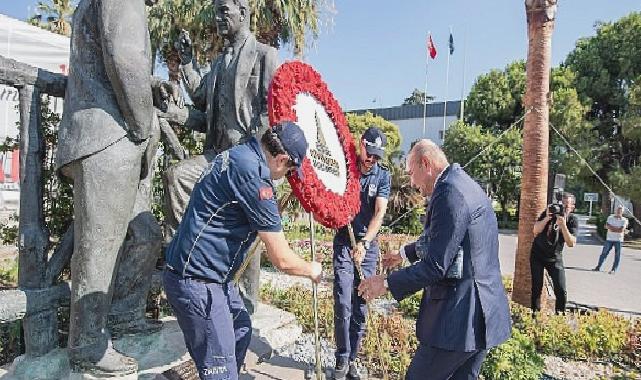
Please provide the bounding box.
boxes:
[259,186,274,200]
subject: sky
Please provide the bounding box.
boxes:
[1,0,640,110]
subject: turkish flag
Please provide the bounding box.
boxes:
[427,34,437,59]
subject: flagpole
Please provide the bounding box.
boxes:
[460,27,467,121]
[442,26,452,139]
[423,31,430,137]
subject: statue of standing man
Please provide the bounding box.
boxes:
[163,0,279,314]
[56,0,165,375]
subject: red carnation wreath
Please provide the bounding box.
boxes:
[268,61,361,229]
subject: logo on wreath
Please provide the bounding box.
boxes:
[310,110,340,176]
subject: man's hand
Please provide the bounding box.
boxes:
[309,261,323,284]
[382,250,403,270]
[556,215,567,230]
[352,242,366,266]
[358,275,387,301]
[174,29,193,65]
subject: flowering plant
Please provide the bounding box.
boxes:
[268,61,360,229]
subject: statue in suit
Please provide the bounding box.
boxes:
[163,0,279,314]
[56,0,164,375]
[359,140,511,380]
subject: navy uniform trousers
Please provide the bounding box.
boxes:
[333,240,379,364]
[163,270,252,380]
[405,344,488,380]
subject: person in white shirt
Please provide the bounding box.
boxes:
[594,205,628,274]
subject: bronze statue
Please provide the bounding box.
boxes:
[163,0,279,314]
[56,0,164,375]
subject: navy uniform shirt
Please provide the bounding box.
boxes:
[336,162,391,243]
[165,137,282,282]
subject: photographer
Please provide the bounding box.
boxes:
[530,193,578,314]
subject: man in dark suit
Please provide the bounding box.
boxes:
[359,139,511,380]
[163,0,279,313]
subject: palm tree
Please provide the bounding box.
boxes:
[512,0,558,307]
[28,0,76,37]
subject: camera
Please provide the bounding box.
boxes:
[548,203,565,217]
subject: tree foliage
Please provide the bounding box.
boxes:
[465,61,526,131]
[28,0,76,36]
[443,121,522,222]
[402,89,434,106]
[565,12,641,214]
[464,60,594,202]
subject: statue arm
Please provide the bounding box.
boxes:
[99,0,153,141]
[259,48,279,129]
[181,61,208,112]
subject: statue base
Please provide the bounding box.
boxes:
[0,304,302,380]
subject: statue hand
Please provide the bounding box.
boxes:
[153,81,184,112]
[174,29,193,65]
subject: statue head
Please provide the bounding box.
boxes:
[214,0,250,39]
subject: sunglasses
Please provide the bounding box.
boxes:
[366,152,381,160]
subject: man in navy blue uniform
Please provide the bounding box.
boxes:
[359,139,511,380]
[163,121,322,380]
[332,126,391,380]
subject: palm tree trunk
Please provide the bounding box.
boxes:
[512,0,557,308]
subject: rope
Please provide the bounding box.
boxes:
[462,108,531,169]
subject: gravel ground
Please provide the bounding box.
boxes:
[542,356,640,379]
[276,333,336,370]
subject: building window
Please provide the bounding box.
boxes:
[439,131,444,140]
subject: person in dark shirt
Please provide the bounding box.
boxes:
[530,192,578,313]
[164,122,322,380]
[332,126,391,380]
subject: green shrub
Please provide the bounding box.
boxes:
[398,291,422,319]
[502,275,513,294]
[0,320,23,365]
[481,328,544,380]
[0,258,18,287]
[535,310,629,360]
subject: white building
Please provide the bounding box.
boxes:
[0,13,70,185]
[348,101,462,155]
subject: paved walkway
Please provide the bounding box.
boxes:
[498,215,641,315]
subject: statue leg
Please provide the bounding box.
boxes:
[239,246,262,315]
[66,138,143,375]
[162,151,216,242]
[108,208,163,336]
[109,119,163,336]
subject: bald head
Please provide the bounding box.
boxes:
[409,139,449,170]
[406,139,450,197]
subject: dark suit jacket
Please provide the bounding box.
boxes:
[181,33,278,153]
[388,164,511,352]
[56,0,153,170]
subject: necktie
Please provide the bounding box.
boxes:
[224,46,234,68]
